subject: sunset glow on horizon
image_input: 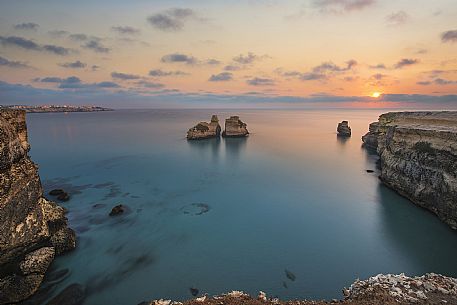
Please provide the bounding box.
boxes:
[0,0,456,108]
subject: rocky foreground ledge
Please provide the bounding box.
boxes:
[140,274,457,305]
[0,109,76,304]
[362,111,457,229]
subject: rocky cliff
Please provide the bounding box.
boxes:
[362,111,457,229]
[222,116,249,137]
[0,109,76,304]
[187,115,221,140]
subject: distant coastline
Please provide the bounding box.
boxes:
[0,105,113,113]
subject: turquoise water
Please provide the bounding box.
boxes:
[26,109,457,305]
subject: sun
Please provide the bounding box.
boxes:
[371,92,381,98]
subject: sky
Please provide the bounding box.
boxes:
[0,0,456,108]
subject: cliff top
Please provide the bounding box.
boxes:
[379,111,457,132]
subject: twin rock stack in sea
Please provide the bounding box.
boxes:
[337,120,352,137]
[0,109,76,304]
[187,115,249,140]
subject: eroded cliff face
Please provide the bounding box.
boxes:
[362,111,457,229]
[0,109,76,304]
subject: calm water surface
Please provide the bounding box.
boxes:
[26,109,457,305]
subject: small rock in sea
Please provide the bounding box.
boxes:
[190,287,199,296]
[109,204,125,216]
[285,269,296,281]
[337,120,352,137]
[49,189,65,196]
[366,170,375,173]
[258,291,267,301]
[45,283,85,305]
[57,192,70,202]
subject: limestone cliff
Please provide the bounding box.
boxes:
[362,111,457,229]
[0,109,76,304]
[222,116,249,137]
[187,115,221,140]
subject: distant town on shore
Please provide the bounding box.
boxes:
[0,105,113,113]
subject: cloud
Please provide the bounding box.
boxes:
[232,52,270,65]
[59,60,86,69]
[0,35,71,55]
[371,73,386,80]
[42,45,70,55]
[394,58,419,69]
[386,11,409,26]
[161,53,197,65]
[417,78,457,86]
[148,69,188,77]
[441,30,457,43]
[14,22,39,31]
[82,40,110,53]
[369,63,387,69]
[313,0,376,13]
[276,60,357,82]
[0,56,29,68]
[111,72,141,80]
[48,30,69,38]
[91,65,100,71]
[111,26,140,35]
[69,33,89,41]
[206,59,221,65]
[34,76,120,89]
[135,80,165,89]
[209,72,233,82]
[224,65,242,71]
[246,77,275,86]
[1,80,457,108]
[147,8,202,31]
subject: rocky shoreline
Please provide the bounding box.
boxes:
[362,111,457,229]
[0,109,76,304]
[139,273,457,305]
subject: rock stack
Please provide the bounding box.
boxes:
[337,120,351,137]
[187,115,221,140]
[222,116,249,138]
[0,109,76,304]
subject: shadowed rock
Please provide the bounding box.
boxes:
[337,121,351,137]
[45,283,85,305]
[109,204,125,216]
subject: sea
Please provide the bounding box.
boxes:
[26,108,457,305]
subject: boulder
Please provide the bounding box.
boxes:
[222,116,249,137]
[187,115,221,140]
[337,121,351,137]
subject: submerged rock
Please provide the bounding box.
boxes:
[187,115,221,140]
[45,283,85,305]
[49,189,65,196]
[362,111,457,229]
[337,121,351,137]
[285,269,296,281]
[109,204,125,216]
[190,287,199,296]
[222,116,249,137]
[0,109,76,304]
[57,192,70,202]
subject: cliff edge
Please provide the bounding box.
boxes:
[0,109,76,304]
[362,111,457,229]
